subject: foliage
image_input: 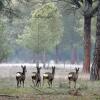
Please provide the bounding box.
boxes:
[58,12,82,50]
[0,20,11,62]
[17,3,63,54]
[76,15,96,43]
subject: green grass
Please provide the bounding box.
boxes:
[0,87,33,95]
[0,78,100,100]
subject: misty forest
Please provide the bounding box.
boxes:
[0,0,100,100]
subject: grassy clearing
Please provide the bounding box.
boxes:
[0,87,33,95]
[0,77,100,100]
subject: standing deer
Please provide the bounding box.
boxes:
[68,67,79,88]
[43,66,55,87]
[31,66,41,87]
[16,65,27,88]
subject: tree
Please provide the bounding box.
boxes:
[81,0,97,73]
[0,20,11,62]
[0,0,21,19]
[57,0,98,73]
[17,3,63,63]
[59,13,83,63]
[90,1,100,80]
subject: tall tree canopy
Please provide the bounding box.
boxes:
[0,20,11,62]
[58,0,98,73]
[17,3,63,59]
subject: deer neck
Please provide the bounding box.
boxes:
[22,70,25,75]
[37,71,40,75]
[52,70,55,76]
[76,71,78,75]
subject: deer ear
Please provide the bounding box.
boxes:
[21,65,23,68]
[78,68,80,70]
[24,65,26,68]
[36,66,38,69]
[52,66,55,69]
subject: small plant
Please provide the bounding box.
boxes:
[96,96,100,100]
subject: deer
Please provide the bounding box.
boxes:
[68,67,79,89]
[43,66,55,87]
[16,65,27,88]
[31,66,41,87]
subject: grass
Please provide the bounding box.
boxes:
[0,77,100,100]
[0,87,33,95]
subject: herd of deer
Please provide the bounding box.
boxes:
[16,65,79,89]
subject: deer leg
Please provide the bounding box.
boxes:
[37,82,39,87]
[42,78,45,86]
[38,81,40,87]
[17,80,19,88]
[39,81,41,87]
[20,80,21,87]
[48,81,50,88]
[37,80,40,87]
[22,80,24,88]
[74,81,76,89]
[37,82,38,87]
[50,81,52,87]
[69,80,71,88]
[34,81,36,86]
[36,81,39,87]
[35,80,37,86]
[36,80,38,87]
[32,79,35,86]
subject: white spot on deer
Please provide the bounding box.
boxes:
[16,73,21,77]
[43,74,48,77]
[32,73,36,76]
[68,74,72,77]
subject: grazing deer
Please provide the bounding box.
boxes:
[68,67,79,88]
[16,65,27,88]
[43,66,55,87]
[31,66,41,87]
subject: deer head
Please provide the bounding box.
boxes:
[52,66,55,75]
[75,67,79,74]
[36,66,41,74]
[21,65,27,74]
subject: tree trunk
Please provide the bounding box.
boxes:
[83,0,93,73]
[36,53,40,67]
[43,49,46,68]
[55,45,59,64]
[83,16,91,73]
[90,3,100,80]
